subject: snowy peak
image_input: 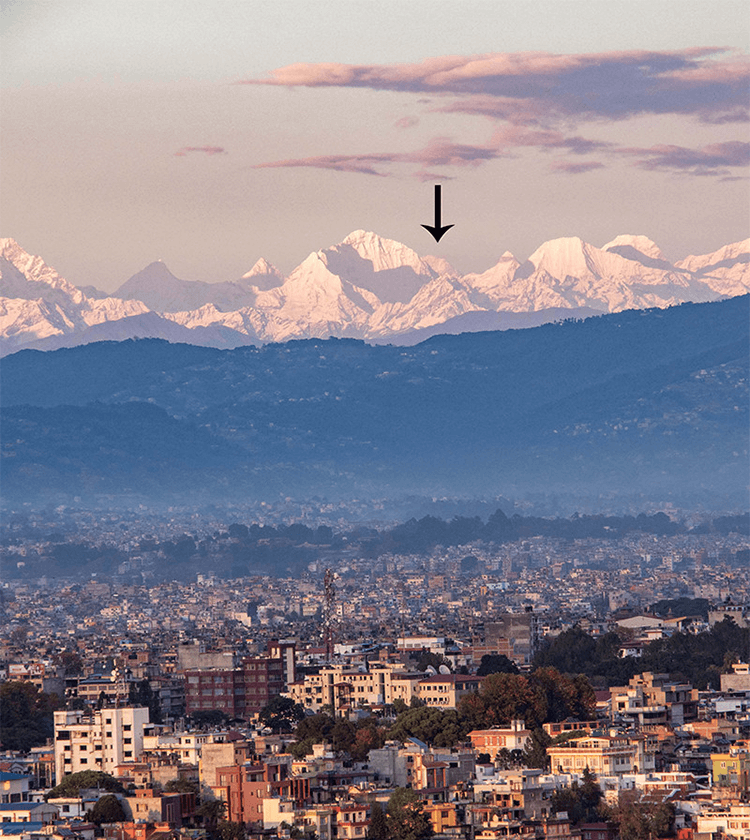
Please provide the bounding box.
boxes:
[676,238,750,297]
[1,232,747,355]
[240,257,284,290]
[603,234,666,262]
[341,230,433,276]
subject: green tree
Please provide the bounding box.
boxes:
[529,668,596,723]
[128,679,162,724]
[550,770,603,826]
[47,770,125,800]
[610,795,674,840]
[458,673,546,730]
[164,777,199,793]
[259,696,305,733]
[217,821,246,840]
[387,788,433,840]
[0,681,60,751]
[477,654,519,676]
[88,794,126,826]
[522,728,551,769]
[196,799,227,830]
[389,706,465,748]
[368,801,389,840]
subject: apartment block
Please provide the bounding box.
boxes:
[53,707,152,783]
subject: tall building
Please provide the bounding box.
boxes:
[485,611,540,666]
[53,707,152,783]
[184,655,285,718]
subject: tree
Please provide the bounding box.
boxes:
[458,673,546,730]
[609,794,674,840]
[522,728,551,769]
[47,771,125,800]
[189,709,229,728]
[477,654,519,676]
[196,799,227,830]
[0,681,60,752]
[128,678,163,723]
[217,821,246,840]
[258,696,305,733]
[389,706,465,748]
[414,651,451,673]
[368,801,389,840]
[387,788,433,840]
[88,794,126,825]
[529,668,595,723]
[164,778,199,794]
[550,770,603,826]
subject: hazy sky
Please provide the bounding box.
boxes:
[2,0,749,291]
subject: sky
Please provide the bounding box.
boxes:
[2,0,749,291]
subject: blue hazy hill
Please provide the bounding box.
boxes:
[2,297,747,506]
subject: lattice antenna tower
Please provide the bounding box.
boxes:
[113,665,129,707]
[323,568,336,662]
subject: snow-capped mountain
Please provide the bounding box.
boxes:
[0,238,150,351]
[1,232,748,355]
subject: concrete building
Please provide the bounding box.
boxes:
[548,734,638,777]
[609,672,698,728]
[485,612,540,666]
[468,720,533,755]
[53,707,152,783]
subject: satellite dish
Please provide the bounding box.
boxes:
[425,666,437,675]
[439,665,451,674]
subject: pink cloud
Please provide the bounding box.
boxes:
[174,146,227,157]
[551,161,606,174]
[394,115,419,129]
[241,48,749,125]
[621,140,750,175]
[254,136,506,177]
[254,153,391,176]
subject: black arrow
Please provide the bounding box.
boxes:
[421,183,454,242]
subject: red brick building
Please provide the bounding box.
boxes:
[184,655,285,718]
[214,760,311,826]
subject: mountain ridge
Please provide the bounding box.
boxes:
[2,296,747,507]
[1,233,748,354]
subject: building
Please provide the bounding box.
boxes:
[712,747,750,795]
[548,734,638,777]
[416,674,483,708]
[485,612,540,666]
[609,672,698,728]
[721,662,750,694]
[53,707,152,783]
[184,653,285,718]
[468,721,533,756]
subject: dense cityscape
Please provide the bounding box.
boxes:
[1,505,749,840]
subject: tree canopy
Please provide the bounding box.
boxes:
[47,771,125,800]
[88,794,126,826]
[0,681,60,752]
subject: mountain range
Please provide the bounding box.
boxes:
[1,232,748,354]
[2,296,747,507]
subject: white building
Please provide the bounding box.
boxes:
[53,707,151,783]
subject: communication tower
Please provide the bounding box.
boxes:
[323,568,336,662]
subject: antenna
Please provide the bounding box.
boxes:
[323,569,336,662]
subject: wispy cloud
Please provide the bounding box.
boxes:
[174,146,227,157]
[241,48,749,125]
[245,48,749,180]
[622,140,750,176]
[551,161,605,174]
[394,115,419,129]
[254,136,506,177]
